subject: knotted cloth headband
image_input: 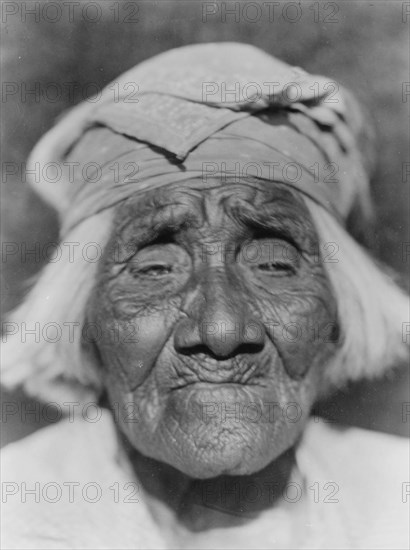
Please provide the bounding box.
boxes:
[27,42,375,237]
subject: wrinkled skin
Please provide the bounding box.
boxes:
[86,178,340,513]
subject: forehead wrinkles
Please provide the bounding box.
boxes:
[225,185,309,220]
[114,181,309,238]
[115,188,206,235]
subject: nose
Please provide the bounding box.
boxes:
[174,269,265,359]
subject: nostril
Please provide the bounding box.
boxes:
[176,344,219,358]
[175,341,264,360]
[237,341,264,355]
[174,313,266,358]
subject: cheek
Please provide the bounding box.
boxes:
[88,288,182,391]
[259,283,339,379]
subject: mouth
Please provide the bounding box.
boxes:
[167,353,273,391]
[171,380,268,391]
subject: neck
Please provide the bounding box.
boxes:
[119,432,301,533]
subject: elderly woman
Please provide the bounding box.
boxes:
[1,43,408,549]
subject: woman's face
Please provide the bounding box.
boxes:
[87,179,340,478]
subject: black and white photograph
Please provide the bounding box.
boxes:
[1,1,409,548]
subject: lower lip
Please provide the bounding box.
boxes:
[173,382,257,391]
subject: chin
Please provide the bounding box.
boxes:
[179,448,274,479]
[126,412,297,480]
[178,428,276,479]
[114,382,310,479]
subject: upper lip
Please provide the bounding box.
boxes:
[171,354,263,383]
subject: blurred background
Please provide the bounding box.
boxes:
[1,0,409,446]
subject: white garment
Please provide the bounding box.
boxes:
[1,409,409,549]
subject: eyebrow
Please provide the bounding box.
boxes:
[229,200,316,250]
[118,190,317,253]
[126,202,202,246]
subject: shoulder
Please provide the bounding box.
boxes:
[300,418,409,487]
[2,407,122,481]
[301,417,409,467]
[297,419,409,549]
[1,408,164,549]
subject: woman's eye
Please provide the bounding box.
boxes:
[125,243,191,284]
[240,238,300,277]
[257,261,295,275]
[130,264,173,278]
